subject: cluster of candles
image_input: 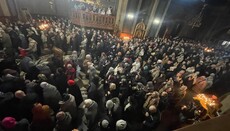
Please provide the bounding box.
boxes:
[194,94,217,110]
[39,23,49,30]
[204,47,214,53]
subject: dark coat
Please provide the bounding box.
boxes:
[55,112,72,131]
[68,84,83,107]
[17,93,40,121]
[53,73,68,95]
[143,110,161,131]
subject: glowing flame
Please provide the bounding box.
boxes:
[193,94,217,110]
[39,23,49,30]
[204,47,214,53]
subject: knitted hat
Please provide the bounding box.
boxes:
[14,90,26,99]
[101,119,109,128]
[67,80,75,86]
[1,117,17,129]
[38,74,47,81]
[157,59,162,64]
[186,67,195,73]
[106,100,114,110]
[72,50,77,55]
[56,111,65,121]
[116,119,127,130]
[83,99,93,108]
[67,64,72,68]
[109,83,116,90]
[149,105,157,113]
[40,82,48,88]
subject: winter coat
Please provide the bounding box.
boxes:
[42,83,62,111]
[84,101,98,127]
[143,110,161,130]
[68,84,83,107]
[55,112,72,131]
[60,94,77,118]
[1,33,13,56]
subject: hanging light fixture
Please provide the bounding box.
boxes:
[188,4,207,28]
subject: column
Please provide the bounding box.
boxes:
[115,0,129,32]
[131,0,143,34]
[155,0,172,37]
[13,0,20,18]
[144,0,160,37]
[115,0,122,25]
[0,0,11,16]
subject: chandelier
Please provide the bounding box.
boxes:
[188,4,207,28]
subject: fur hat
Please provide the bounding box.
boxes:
[1,117,17,129]
[116,119,127,130]
[101,119,109,128]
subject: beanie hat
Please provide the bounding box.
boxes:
[1,117,17,129]
[67,80,75,86]
[101,119,109,128]
[109,83,116,90]
[56,111,65,121]
[116,119,127,130]
[106,100,114,110]
[14,90,26,99]
[83,99,93,108]
[38,74,47,81]
[40,82,48,88]
[157,59,162,64]
[67,64,72,68]
[72,50,77,55]
[186,67,195,73]
[149,105,157,113]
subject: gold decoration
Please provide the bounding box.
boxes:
[133,19,146,39]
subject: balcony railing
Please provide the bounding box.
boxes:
[70,10,116,30]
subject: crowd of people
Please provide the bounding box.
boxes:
[73,1,113,15]
[0,16,229,131]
